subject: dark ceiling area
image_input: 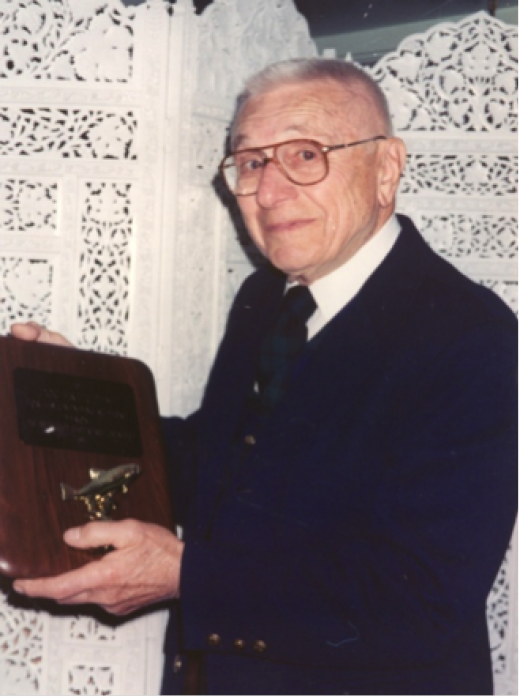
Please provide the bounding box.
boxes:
[121,1,517,38]
[296,0,507,36]
[193,0,517,37]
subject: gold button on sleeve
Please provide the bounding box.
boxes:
[173,654,183,673]
[244,434,256,446]
[207,633,222,648]
[233,638,246,650]
[252,639,267,653]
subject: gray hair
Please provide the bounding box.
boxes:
[230,58,393,145]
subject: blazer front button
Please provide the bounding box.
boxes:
[173,654,183,673]
[207,633,222,648]
[253,640,267,653]
[244,434,256,446]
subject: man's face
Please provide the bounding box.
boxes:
[233,80,401,284]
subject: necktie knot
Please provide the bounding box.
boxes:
[279,285,316,323]
[256,285,316,410]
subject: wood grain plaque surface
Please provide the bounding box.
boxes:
[0,336,174,579]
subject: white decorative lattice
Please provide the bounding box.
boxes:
[0,1,170,695]
[0,592,45,695]
[418,213,516,259]
[0,178,57,231]
[0,256,54,334]
[487,547,512,677]
[0,107,137,158]
[401,153,518,196]
[67,616,119,644]
[63,663,117,695]
[0,0,135,82]
[371,12,517,133]
[77,181,133,354]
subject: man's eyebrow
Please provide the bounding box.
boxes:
[232,125,324,151]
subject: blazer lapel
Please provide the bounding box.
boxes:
[202,267,285,422]
[251,217,437,447]
[196,217,435,525]
[193,267,285,529]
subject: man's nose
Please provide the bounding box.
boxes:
[255,160,298,208]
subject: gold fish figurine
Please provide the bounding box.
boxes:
[61,463,141,520]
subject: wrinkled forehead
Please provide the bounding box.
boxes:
[231,78,379,150]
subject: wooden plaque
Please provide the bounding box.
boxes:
[0,336,174,579]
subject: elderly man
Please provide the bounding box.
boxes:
[13,59,517,695]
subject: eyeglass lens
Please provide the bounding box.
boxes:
[226,140,327,195]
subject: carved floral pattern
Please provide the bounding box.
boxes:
[0,108,137,159]
[416,213,517,259]
[0,1,166,695]
[76,182,133,354]
[0,593,44,694]
[64,663,116,695]
[401,153,518,196]
[488,556,509,641]
[0,256,53,334]
[0,0,134,82]
[68,617,119,644]
[0,178,57,232]
[371,13,517,132]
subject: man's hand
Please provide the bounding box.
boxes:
[13,520,184,616]
[10,321,73,347]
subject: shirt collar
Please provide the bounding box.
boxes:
[288,215,401,326]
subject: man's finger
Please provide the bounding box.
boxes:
[10,321,73,347]
[63,519,144,550]
[13,558,107,601]
[12,523,130,599]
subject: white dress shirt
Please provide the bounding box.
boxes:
[289,215,401,340]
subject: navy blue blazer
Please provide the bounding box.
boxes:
[161,215,517,695]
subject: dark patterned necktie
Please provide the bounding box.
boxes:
[257,285,316,411]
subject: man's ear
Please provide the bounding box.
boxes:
[377,137,407,209]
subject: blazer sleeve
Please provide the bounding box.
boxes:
[161,411,200,528]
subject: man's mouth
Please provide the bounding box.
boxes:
[263,218,314,234]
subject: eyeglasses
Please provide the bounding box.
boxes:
[219,135,387,196]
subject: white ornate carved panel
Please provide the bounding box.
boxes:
[0,0,175,694]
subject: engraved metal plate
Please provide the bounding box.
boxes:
[14,368,142,457]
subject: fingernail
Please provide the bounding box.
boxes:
[13,582,25,594]
[64,527,81,542]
